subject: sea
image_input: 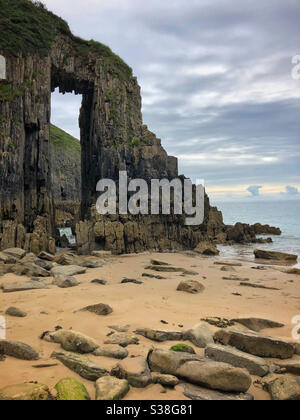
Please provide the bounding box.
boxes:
[211,200,300,268]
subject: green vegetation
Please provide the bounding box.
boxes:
[55,378,90,401]
[170,344,196,354]
[50,124,81,154]
[0,0,133,81]
[0,79,33,103]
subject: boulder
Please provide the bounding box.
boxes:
[0,340,39,360]
[151,372,179,387]
[274,361,300,375]
[51,265,87,277]
[78,303,113,316]
[52,350,108,381]
[93,345,128,360]
[12,262,50,277]
[194,242,220,256]
[214,328,294,359]
[135,328,183,342]
[55,378,90,401]
[267,377,300,401]
[0,252,16,264]
[1,280,48,293]
[95,376,129,401]
[177,280,205,294]
[111,356,152,388]
[148,349,252,393]
[0,383,50,401]
[183,323,214,348]
[104,333,139,347]
[3,248,26,259]
[254,249,298,261]
[182,383,253,401]
[5,307,27,318]
[231,318,284,333]
[43,330,99,354]
[53,275,80,288]
[205,344,270,377]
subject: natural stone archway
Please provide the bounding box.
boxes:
[0,0,226,254]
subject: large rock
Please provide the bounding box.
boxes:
[205,344,269,377]
[51,265,87,277]
[1,280,48,293]
[79,303,113,316]
[0,340,39,360]
[267,377,300,401]
[111,356,152,388]
[177,280,205,294]
[5,307,27,318]
[12,262,50,277]
[52,350,108,381]
[232,318,284,332]
[55,378,90,401]
[95,376,130,401]
[93,345,128,360]
[53,275,80,288]
[0,383,50,401]
[134,328,183,342]
[214,328,294,359]
[3,248,26,259]
[274,361,300,375]
[148,349,252,393]
[43,330,99,354]
[194,242,219,256]
[104,333,139,347]
[183,323,214,348]
[0,252,16,264]
[182,384,253,401]
[254,249,298,261]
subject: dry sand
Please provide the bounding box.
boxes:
[0,251,299,400]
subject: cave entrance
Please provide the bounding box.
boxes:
[50,88,82,232]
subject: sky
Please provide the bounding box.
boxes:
[46,0,300,202]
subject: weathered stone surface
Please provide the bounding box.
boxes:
[254,249,298,261]
[274,361,300,375]
[5,307,27,318]
[0,340,39,360]
[43,330,99,354]
[267,377,300,401]
[38,251,55,261]
[214,328,294,359]
[135,328,183,342]
[104,333,139,347]
[151,372,179,387]
[194,242,219,256]
[1,280,48,293]
[182,383,254,401]
[52,350,108,381]
[111,356,152,388]
[51,265,86,277]
[34,259,54,271]
[0,383,50,401]
[12,262,50,277]
[55,378,90,401]
[148,349,252,393]
[95,376,130,401]
[79,303,113,316]
[205,344,270,377]
[231,318,284,332]
[0,252,16,264]
[183,323,214,348]
[93,345,128,360]
[53,275,80,288]
[177,280,205,294]
[3,248,26,259]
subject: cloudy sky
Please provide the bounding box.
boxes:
[46,0,300,202]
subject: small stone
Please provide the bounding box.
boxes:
[5,307,27,318]
[121,278,143,285]
[53,275,80,288]
[177,280,205,294]
[42,329,99,354]
[79,303,113,316]
[135,328,183,342]
[151,372,179,387]
[91,279,107,285]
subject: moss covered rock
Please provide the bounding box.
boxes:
[170,344,196,354]
[55,378,90,401]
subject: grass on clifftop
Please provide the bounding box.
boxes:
[50,124,81,154]
[0,0,132,80]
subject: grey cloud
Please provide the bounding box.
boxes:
[282,185,299,195]
[247,186,262,197]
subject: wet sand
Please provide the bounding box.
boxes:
[0,251,299,400]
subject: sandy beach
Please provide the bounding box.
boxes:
[0,251,299,400]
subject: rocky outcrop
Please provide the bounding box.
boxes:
[254,249,298,261]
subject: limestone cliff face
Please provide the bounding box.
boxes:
[0,0,224,254]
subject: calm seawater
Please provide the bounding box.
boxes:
[211,200,300,267]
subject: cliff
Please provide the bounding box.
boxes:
[0,0,234,254]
